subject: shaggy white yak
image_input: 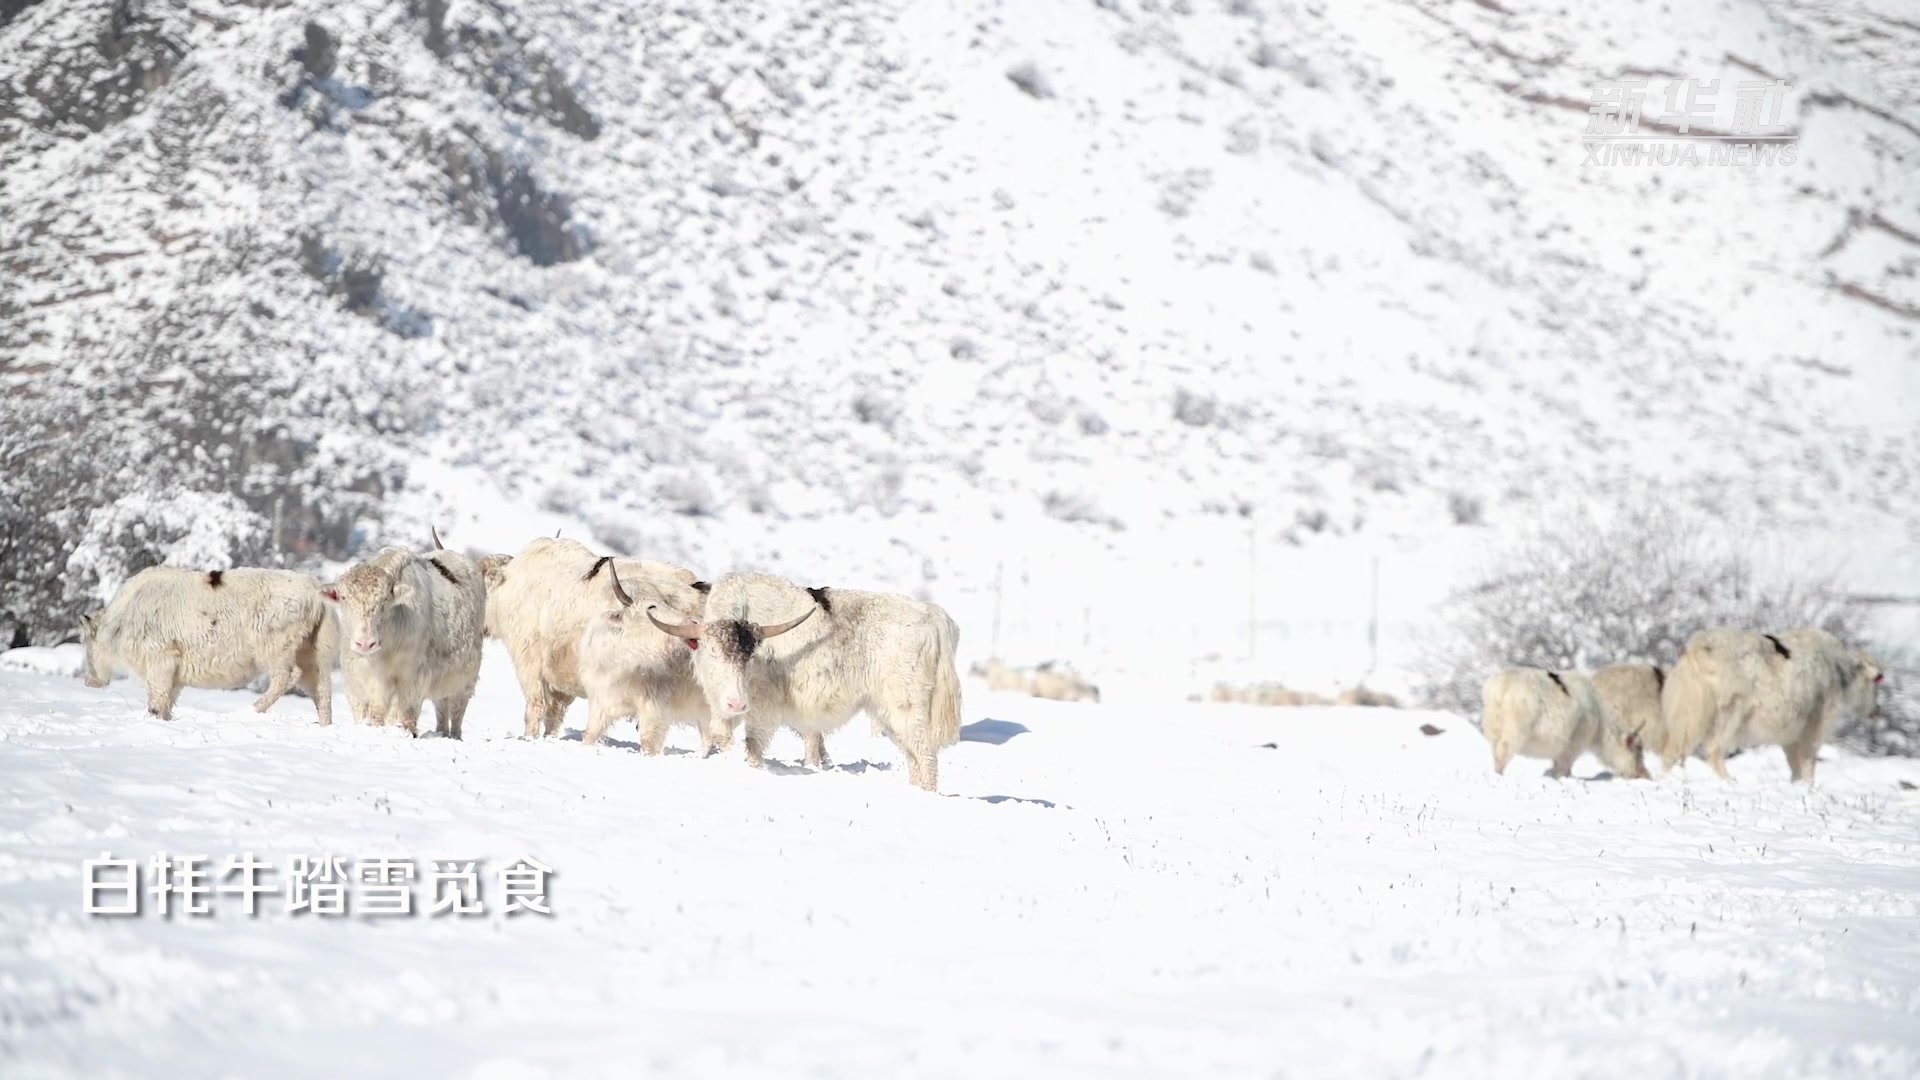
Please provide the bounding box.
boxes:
[326,533,485,738]
[1481,667,1646,779]
[1590,663,1667,764]
[1662,627,1882,781]
[482,536,708,740]
[646,573,963,792]
[576,561,716,753]
[80,566,338,724]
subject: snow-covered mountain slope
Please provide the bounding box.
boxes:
[3,653,1919,1077]
[3,0,1917,668]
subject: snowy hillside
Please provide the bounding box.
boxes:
[4,0,1920,675]
[3,654,1919,1077]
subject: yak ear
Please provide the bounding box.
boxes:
[391,580,416,603]
[320,584,341,604]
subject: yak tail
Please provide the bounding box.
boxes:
[309,601,341,674]
[1659,649,1715,767]
[927,615,963,749]
[299,596,342,726]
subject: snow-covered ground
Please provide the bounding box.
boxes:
[4,647,1918,1078]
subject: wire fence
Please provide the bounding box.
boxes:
[939,533,1455,699]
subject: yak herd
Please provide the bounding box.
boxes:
[70,528,1889,791]
[1482,628,1885,783]
[76,533,963,792]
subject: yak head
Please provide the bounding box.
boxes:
[1850,653,1886,720]
[1599,720,1650,780]
[644,597,815,718]
[78,611,111,688]
[324,558,415,655]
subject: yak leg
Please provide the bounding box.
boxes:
[252,650,301,715]
[1548,747,1578,779]
[435,693,471,741]
[582,701,622,747]
[145,655,181,721]
[907,747,939,792]
[742,717,777,769]
[637,711,670,756]
[542,693,573,738]
[1704,741,1734,781]
[398,703,421,738]
[299,663,333,727]
[1785,727,1823,784]
[875,703,938,792]
[702,714,738,756]
[1491,742,1513,776]
[803,731,831,771]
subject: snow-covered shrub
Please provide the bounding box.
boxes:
[1416,503,1874,734]
[1042,490,1124,531]
[1173,388,1218,427]
[1447,491,1484,526]
[64,490,273,607]
[655,470,718,517]
[1845,648,1918,758]
[1006,61,1055,100]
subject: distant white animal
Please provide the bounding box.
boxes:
[1028,661,1099,703]
[482,536,708,740]
[576,561,714,753]
[325,532,485,738]
[1662,627,1882,781]
[1590,663,1666,761]
[647,573,963,791]
[79,566,338,724]
[972,657,1100,703]
[1481,667,1646,779]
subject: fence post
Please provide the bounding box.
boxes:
[1247,514,1258,661]
[990,561,1004,660]
[1366,554,1380,683]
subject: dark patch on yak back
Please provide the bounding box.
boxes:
[584,556,613,583]
[1764,634,1792,660]
[207,570,224,588]
[428,556,461,586]
[806,586,832,613]
[1545,670,1569,695]
[1652,665,1666,691]
[691,580,712,594]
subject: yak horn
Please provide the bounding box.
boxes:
[645,606,702,639]
[755,606,816,640]
[607,560,634,608]
[431,525,446,550]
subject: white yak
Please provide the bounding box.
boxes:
[79,567,338,724]
[482,536,708,741]
[1590,663,1667,764]
[325,532,485,738]
[1662,627,1882,781]
[576,561,715,753]
[1481,667,1646,779]
[646,573,963,792]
